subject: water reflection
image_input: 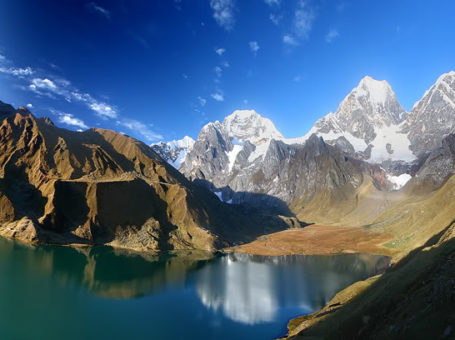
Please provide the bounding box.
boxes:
[0,237,389,338]
[0,238,214,298]
[195,253,389,324]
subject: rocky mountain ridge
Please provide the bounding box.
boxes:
[0,101,297,252]
[154,72,455,213]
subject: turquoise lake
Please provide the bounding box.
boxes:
[0,238,389,339]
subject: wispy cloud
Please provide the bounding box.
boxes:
[0,54,118,119]
[325,29,339,43]
[215,48,226,56]
[88,102,117,119]
[283,34,298,46]
[1,53,165,144]
[54,111,89,130]
[29,77,118,119]
[211,92,224,102]
[0,66,33,77]
[214,66,223,78]
[129,32,150,49]
[294,0,315,40]
[117,119,163,142]
[210,0,235,31]
[281,0,315,47]
[293,75,302,82]
[264,0,280,5]
[86,2,111,19]
[197,96,207,107]
[249,41,260,55]
[269,13,282,25]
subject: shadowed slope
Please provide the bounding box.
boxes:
[0,101,297,252]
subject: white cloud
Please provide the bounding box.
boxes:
[222,61,230,68]
[215,48,226,56]
[89,102,117,119]
[31,78,57,91]
[211,92,224,102]
[28,77,118,119]
[58,113,89,129]
[325,29,339,43]
[264,0,280,5]
[86,2,110,19]
[214,66,223,79]
[294,0,315,39]
[283,34,298,46]
[0,66,33,77]
[210,0,235,31]
[117,119,163,142]
[269,13,282,25]
[281,0,315,47]
[198,96,207,107]
[26,103,33,108]
[249,41,260,54]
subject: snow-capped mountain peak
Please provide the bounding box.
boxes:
[356,76,395,106]
[338,75,406,125]
[404,71,455,156]
[304,75,413,162]
[222,109,283,142]
[151,136,195,169]
[167,135,195,149]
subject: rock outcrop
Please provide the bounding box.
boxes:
[0,101,297,251]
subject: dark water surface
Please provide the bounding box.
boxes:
[0,238,389,339]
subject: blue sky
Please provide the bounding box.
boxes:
[0,0,454,143]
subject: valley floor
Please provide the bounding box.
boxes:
[226,225,395,257]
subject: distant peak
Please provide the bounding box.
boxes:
[225,109,260,121]
[434,71,455,86]
[181,135,195,143]
[358,75,392,90]
[222,109,283,141]
[352,75,395,105]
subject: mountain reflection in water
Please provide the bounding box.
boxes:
[0,238,389,340]
[195,253,389,324]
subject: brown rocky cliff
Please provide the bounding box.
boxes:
[0,102,295,251]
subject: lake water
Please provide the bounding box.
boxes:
[0,238,389,339]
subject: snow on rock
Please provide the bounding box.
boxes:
[151,136,195,169]
[369,123,414,162]
[214,191,223,201]
[227,144,243,172]
[387,173,412,190]
[248,139,271,162]
[222,110,283,142]
[214,191,233,204]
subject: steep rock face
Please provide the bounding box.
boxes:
[181,121,233,181]
[306,76,413,163]
[156,73,455,218]
[408,133,455,192]
[151,136,195,169]
[177,108,392,215]
[0,101,295,251]
[403,71,455,156]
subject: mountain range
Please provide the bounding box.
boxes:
[152,71,455,214]
[0,101,298,252]
[2,72,455,339]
